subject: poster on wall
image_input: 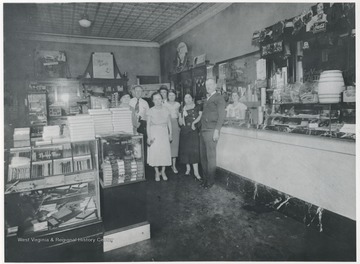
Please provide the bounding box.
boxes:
[34,50,67,78]
[92,52,115,79]
[27,92,47,126]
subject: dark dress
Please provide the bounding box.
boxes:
[179,104,202,164]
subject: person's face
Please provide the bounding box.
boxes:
[121,94,131,105]
[153,94,163,106]
[184,94,193,105]
[160,89,168,100]
[232,92,239,102]
[168,92,176,102]
[133,87,143,99]
[206,79,216,94]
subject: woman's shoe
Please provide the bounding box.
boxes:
[161,171,168,181]
[194,174,202,182]
[185,170,190,176]
[155,173,161,182]
[172,167,178,174]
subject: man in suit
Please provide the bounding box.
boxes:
[200,78,226,189]
[129,85,150,162]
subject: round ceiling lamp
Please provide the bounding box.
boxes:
[79,14,91,28]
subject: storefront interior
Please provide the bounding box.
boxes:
[3,2,356,262]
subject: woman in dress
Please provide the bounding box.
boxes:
[118,93,139,134]
[159,85,169,104]
[147,92,172,181]
[178,93,202,181]
[225,90,247,120]
[164,90,181,174]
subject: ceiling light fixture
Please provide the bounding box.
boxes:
[79,14,91,28]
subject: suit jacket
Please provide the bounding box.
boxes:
[201,92,226,131]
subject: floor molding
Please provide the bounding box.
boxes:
[216,167,356,246]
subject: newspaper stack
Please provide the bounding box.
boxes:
[88,109,113,135]
[110,108,133,134]
[13,127,30,147]
[67,115,95,142]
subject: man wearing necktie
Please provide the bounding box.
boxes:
[199,78,226,189]
[130,85,150,162]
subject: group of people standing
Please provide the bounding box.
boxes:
[122,78,225,189]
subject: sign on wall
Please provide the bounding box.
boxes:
[92,52,115,79]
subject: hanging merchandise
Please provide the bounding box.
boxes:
[272,21,284,41]
[261,41,283,57]
[306,3,330,34]
[259,29,267,43]
[251,30,261,46]
[292,15,304,35]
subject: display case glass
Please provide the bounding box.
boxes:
[5,139,101,238]
[97,134,145,187]
[263,102,355,140]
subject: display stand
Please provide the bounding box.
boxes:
[5,139,103,261]
[97,133,150,252]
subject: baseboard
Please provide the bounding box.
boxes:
[103,221,151,252]
[216,168,356,247]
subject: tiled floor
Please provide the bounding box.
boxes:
[104,166,356,261]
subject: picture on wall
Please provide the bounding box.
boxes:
[92,52,115,79]
[34,50,68,78]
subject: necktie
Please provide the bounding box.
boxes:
[135,98,140,121]
[135,98,140,113]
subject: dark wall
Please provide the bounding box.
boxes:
[4,37,160,85]
[160,2,314,81]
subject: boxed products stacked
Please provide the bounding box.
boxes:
[123,155,132,182]
[67,115,95,142]
[98,134,145,186]
[13,128,30,147]
[88,109,113,135]
[136,160,144,180]
[110,108,133,134]
[7,147,31,183]
[42,126,61,141]
[101,161,113,186]
[117,160,125,184]
[131,160,137,181]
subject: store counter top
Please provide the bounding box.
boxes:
[217,126,355,220]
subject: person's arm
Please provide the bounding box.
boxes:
[214,95,226,141]
[167,112,172,142]
[178,104,185,126]
[146,111,152,145]
[191,109,202,130]
[143,100,150,120]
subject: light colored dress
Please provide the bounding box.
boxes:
[225,102,247,119]
[164,101,180,158]
[147,106,172,167]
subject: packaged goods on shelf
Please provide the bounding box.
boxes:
[67,115,95,141]
[110,108,133,134]
[42,125,61,140]
[88,109,113,135]
[13,128,30,147]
